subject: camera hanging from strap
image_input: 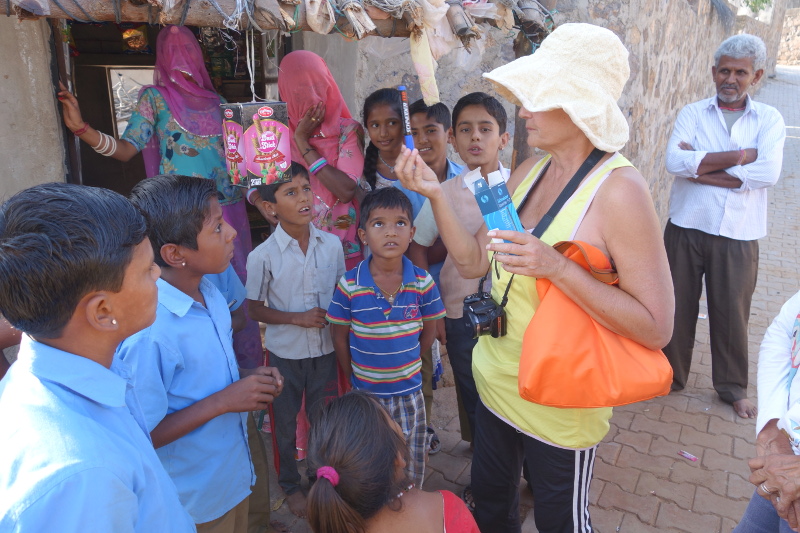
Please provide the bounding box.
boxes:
[479,147,607,306]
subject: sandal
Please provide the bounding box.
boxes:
[462,485,475,514]
[427,426,442,455]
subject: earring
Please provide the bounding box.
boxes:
[181,261,186,267]
[111,319,117,325]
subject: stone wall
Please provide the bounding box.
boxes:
[779,7,800,64]
[355,0,786,223]
[0,18,67,201]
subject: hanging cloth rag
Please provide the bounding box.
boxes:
[336,0,377,39]
[11,0,49,15]
[409,30,440,105]
[364,0,423,32]
[305,0,337,34]
[255,0,291,31]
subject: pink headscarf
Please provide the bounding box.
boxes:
[278,51,352,170]
[146,25,222,136]
[139,26,222,177]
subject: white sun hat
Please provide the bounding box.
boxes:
[483,23,630,152]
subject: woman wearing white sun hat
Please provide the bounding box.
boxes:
[396,23,674,532]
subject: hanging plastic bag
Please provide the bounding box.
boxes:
[452,23,486,71]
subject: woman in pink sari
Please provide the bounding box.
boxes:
[58,25,262,367]
[248,50,365,269]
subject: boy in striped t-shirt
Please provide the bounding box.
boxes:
[327,187,445,485]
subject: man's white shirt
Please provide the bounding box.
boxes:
[665,95,785,241]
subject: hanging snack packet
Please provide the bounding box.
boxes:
[221,102,290,188]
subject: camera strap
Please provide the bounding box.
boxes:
[480,147,607,306]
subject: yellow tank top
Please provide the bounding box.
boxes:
[473,153,634,449]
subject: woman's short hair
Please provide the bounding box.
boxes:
[306,391,413,533]
[714,34,767,72]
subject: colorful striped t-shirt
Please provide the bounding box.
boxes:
[327,256,446,397]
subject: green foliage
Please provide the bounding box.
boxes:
[743,0,772,12]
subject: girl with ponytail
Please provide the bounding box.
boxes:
[306,391,479,533]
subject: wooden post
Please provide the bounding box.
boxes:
[1,0,413,36]
[510,0,556,171]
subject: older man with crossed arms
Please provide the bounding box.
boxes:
[664,34,785,419]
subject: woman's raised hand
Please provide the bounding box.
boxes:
[294,101,325,143]
[57,81,85,132]
[395,146,442,199]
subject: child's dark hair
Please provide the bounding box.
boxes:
[362,88,403,190]
[358,187,413,230]
[452,91,508,134]
[129,175,217,268]
[408,98,452,130]
[306,391,413,533]
[255,162,309,203]
[0,183,147,338]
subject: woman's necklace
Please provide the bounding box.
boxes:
[378,152,396,174]
[377,281,404,304]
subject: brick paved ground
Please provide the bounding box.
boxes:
[263,66,800,532]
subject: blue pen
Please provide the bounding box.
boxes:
[398,85,415,150]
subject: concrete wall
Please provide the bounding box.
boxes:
[354,0,786,223]
[0,18,67,201]
[779,7,800,64]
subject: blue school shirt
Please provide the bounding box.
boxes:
[205,263,246,311]
[116,278,253,524]
[0,337,195,533]
[393,159,464,220]
[326,256,446,397]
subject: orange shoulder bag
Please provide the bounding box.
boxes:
[518,241,672,408]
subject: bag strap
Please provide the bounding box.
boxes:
[523,148,606,239]
[553,241,619,285]
[478,148,608,299]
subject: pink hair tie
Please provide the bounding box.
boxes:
[317,466,340,487]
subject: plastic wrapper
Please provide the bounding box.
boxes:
[464,167,522,242]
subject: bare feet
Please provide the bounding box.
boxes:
[286,491,307,518]
[733,398,758,419]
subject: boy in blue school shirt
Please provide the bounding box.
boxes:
[205,264,273,533]
[0,183,195,532]
[117,175,283,532]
